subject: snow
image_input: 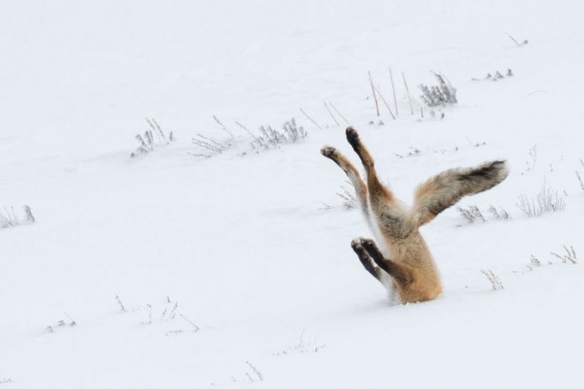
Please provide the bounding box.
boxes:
[2,0,584,387]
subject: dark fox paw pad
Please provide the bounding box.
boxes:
[361,239,376,250]
[345,127,360,146]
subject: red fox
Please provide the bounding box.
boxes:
[321,127,508,303]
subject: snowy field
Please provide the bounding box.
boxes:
[2,1,584,387]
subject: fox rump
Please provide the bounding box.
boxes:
[321,127,508,304]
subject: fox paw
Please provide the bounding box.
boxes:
[320,146,338,159]
[360,238,377,251]
[345,126,360,147]
[350,237,367,251]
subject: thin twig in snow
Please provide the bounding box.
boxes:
[179,314,200,332]
[115,295,126,312]
[373,85,396,119]
[576,171,584,191]
[328,102,350,125]
[481,269,504,290]
[146,117,168,144]
[402,72,414,115]
[213,115,234,139]
[368,71,380,117]
[323,101,340,127]
[300,108,323,130]
[245,361,264,382]
[506,32,528,47]
[389,67,398,116]
[235,121,263,144]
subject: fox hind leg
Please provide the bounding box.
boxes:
[321,146,372,227]
[345,127,374,169]
[344,127,412,238]
[344,127,396,207]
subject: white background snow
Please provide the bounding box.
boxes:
[2,0,584,387]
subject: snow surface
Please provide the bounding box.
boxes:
[2,0,584,388]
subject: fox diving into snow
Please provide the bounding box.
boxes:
[321,127,508,304]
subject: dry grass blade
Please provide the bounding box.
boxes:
[551,245,578,264]
[481,269,504,290]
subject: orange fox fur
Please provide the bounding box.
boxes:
[321,127,508,303]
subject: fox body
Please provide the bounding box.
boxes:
[321,127,508,303]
